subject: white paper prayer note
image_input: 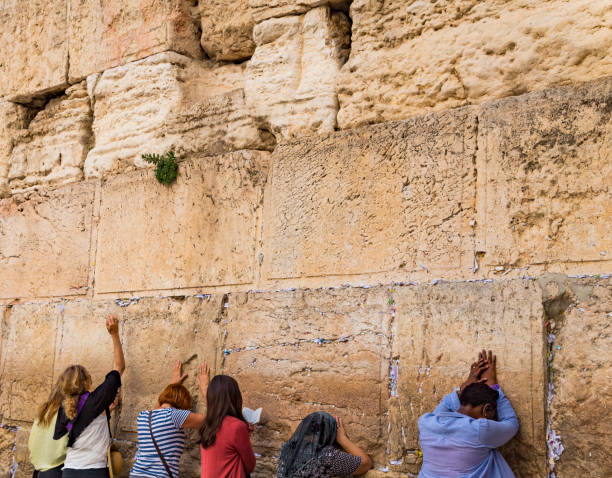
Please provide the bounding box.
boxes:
[243,407,263,424]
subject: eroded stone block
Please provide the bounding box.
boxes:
[224,287,392,462]
[84,52,273,178]
[95,151,268,293]
[390,280,546,477]
[0,0,68,101]
[0,303,60,422]
[541,275,612,478]
[0,182,94,299]
[0,428,15,478]
[116,296,225,434]
[69,0,202,81]
[262,108,477,280]
[245,6,350,140]
[0,101,31,198]
[476,78,612,268]
[338,0,612,128]
[199,0,255,61]
[7,82,93,194]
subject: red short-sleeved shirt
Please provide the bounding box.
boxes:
[201,416,256,478]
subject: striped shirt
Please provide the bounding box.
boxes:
[130,408,191,478]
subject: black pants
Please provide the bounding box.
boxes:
[33,466,63,478]
[61,468,109,478]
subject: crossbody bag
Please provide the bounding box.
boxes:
[148,410,174,478]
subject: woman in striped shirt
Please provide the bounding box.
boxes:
[130,362,209,478]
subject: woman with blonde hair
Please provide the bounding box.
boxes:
[53,315,126,478]
[29,370,72,477]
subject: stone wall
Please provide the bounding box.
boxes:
[0,1,611,477]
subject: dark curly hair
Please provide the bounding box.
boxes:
[459,382,499,407]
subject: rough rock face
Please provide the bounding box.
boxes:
[0,0,68,102]
[249,0,350,23]
[199,0,256,61]
[0,428,16,478]
[0,102,31,197]
[69,0,202,81]
[338,0,612,128]
[7,82,93,194]
[246,6,350,140]
[475,77,612,269]
[0,182,94,300]
[262,107,477,280]
[84,52,273,178]
[95,151,269,293]
[540,275,612,478]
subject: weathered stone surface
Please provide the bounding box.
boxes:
[338,0,612,128]
[476,78,612,269]
[391,280,547,477]
[69,0,202,81]
[114,296,224,435]
[199,0,255,61]
[95,151,268,293]
[262,107,477,280]
[0,102,31,198]
[0,428,15,478]
[540,275,612,478]
[245,6,350,140]
[0,303,59,422]
[7,82,93,194]
[85,52,273,178]
[0,0,68,101]
[52,300,114,387]
[249,0,350,23]
[0,182,94,299]
[224,287,392,463]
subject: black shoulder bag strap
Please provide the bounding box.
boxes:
[148,410,174,478]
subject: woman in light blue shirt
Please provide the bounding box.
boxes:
[418,351,519,478]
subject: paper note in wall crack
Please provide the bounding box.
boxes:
[243,407,263,424]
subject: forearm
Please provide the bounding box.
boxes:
[337,437,372,474]
[112,334,125,375]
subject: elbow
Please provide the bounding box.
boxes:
[354,454,373,475]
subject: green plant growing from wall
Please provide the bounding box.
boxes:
[141,151,179,185]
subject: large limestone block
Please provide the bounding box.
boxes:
[0,182,95,299]
[262,107,477,280]
[85,52,273,177]
[476,78,612,269]
[0,0,68,102]
[114,296,225,435]
[52,300,114,387]
[0,303,60,422]
[224,287,392,462]
[199,0,255,61]
[0,101,31,198]
[245,6,350,140]
[7,82,93,194]
[338,0,612,128]
[390,280,546,477]
[95,151,268,293]
[540,275,612,478]
[69,0,202,81]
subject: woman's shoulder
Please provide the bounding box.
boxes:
[223,415,247,429]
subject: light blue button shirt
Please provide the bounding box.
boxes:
[418,388,519,478]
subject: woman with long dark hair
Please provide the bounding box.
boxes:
[277,412,372,478]
[199,375,255,478]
